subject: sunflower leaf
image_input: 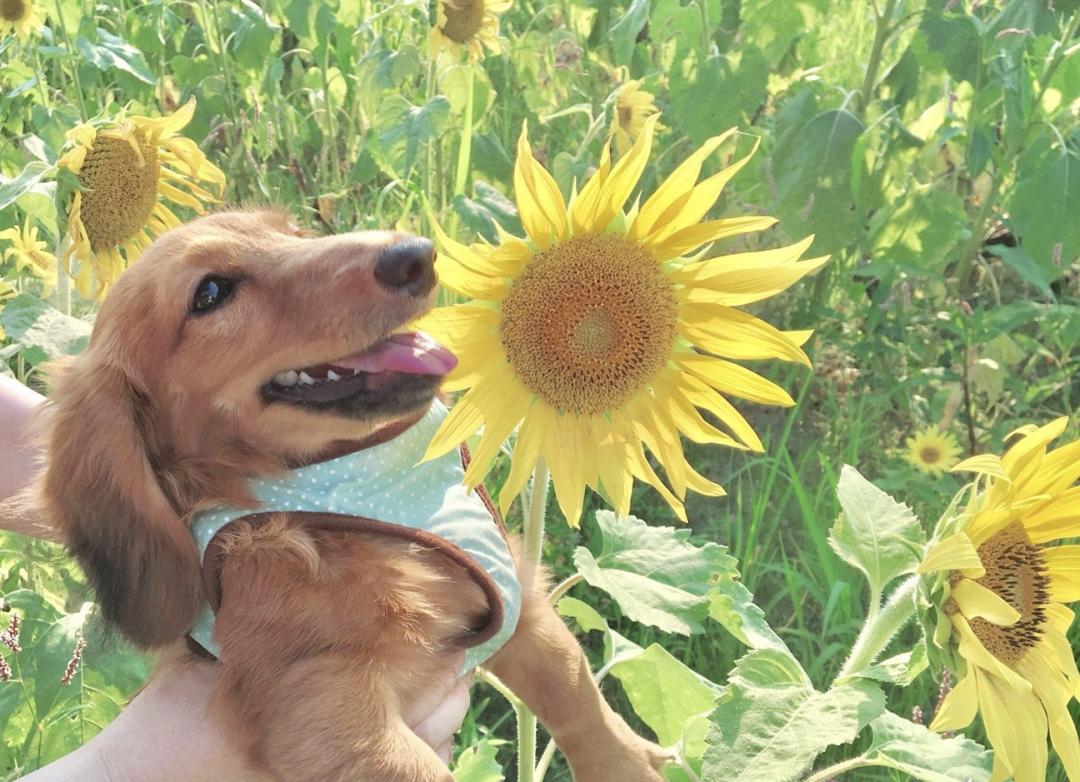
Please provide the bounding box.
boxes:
[573,511,738,635]
[0,161,51,212]
[0,293,91,366]
[858,711,992,782]
[829,466,925,599]
[452,738,506,782]
[701,649,885,782]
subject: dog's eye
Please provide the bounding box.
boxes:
[191,276,236,314]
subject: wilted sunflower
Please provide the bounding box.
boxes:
[905,425,963,477]
[610,80,659,156]
[919,418,1080,782]
[58,100,226,298]
[419,117,825,524]
[0,0,43,40]
[0,218,56,295]
[429,0,509,61]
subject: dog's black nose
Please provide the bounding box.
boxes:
[374,237,436,296]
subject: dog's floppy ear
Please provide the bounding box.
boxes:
[41,354,202,648]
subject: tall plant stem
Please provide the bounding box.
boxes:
[52,0,88,121]
[857,0,898,115]
[834,575,919,684]
[515,459,551,782]
[55,237,71,315]
[453,66,475,198]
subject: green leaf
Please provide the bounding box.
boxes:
[859,711,992,781]
[0,161,51,212]
[32,606,88,721]
[918,8,981,84]
[610,0,650,67]
[1008,137,1079,280]
[0,294,92,365]
[859,642,929,685]
[441,65,496,122]
[829,465,924,597]
[372,95,451,178]
[451,181,522,243]
[573,511,738,635]
[869,188,968,272]
[556,596,608,634]
[701,650,885,782]
[669,48,769,145]
[707,577,792,657]
[986,245,1053,295]
[608,642,722,746]
[453,738,506,782]
[75,29,157,85]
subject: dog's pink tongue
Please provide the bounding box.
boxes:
[330,332,457,376]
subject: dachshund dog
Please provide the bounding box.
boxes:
[37,209,668,782]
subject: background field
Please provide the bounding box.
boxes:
[0,0,1077,780]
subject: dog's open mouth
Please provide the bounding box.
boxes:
[261,332,457,413]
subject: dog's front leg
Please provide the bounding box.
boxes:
[486,568,670,782]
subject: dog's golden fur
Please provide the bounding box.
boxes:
[37,209,668,781]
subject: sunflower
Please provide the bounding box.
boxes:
[919,418,1080,782]
[0,218,56,296]
[58,100,226,298]
[429,0,509,61]
[610,80,659,156]
[905,425,963,477]
[419,117,825,525]
[0,0,43,40]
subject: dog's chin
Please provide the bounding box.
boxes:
[260,371,441,419]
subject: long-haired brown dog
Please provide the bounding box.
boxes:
[37,209,668,781]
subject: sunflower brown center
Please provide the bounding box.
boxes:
[1,0,26,20]
[919,446,942,465]
[77,131,159,253]
[967,523,1050,665]
[440,0,485,43]
[499,234,678,415]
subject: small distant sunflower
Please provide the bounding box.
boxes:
[58,99,226,298]
[0,0,43,40]
[905,425,963,476]
[0,218,56,295]
[420,116,825,524]
[429,0,509,61]
[919,418,1080,782]
[610,80,659,156]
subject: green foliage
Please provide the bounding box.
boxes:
[1,0,1077,779]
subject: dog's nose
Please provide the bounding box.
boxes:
[374,237,436,296]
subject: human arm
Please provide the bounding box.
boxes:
[0,375,52,539]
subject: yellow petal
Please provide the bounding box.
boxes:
[978,671,1048,782]
[953,615,1032,692]
[424,367,517,460]
[681,304,810,366]
[951,578,1021,625]
[514,122,568,250]
[651,215,778,261]
[592,114,660,229]
[498,401,552,515]
[570,141,612,234]
[631,128,738,241]
[918,533,984,575]
[682,355,795,407]
[463,387,534,488]
[544,413,591,526]
[929,670,979,732]
[681,374,765,451]
[951,453,1011,481]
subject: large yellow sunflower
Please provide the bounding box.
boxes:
[905,425,963,477]
[429,0,509,61]
[610,80,659,156]
[58,100,226,298]
[0,0,43,40]
[419,117,825,525]
[0,218,56,296]
[919,418,1080,782]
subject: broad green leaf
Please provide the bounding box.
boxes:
[573,511,738,635]
[669,49,769,145]
[858,711,992,781]
[608,642,721,746]
[610,0,650,67]
[441,65,496,122]
[0,294,92,365]
[451,181,523,243]
[829,465,924,597]
[918,8,981,84]
[33,606,89,721]
[75,29,157,85]
[986,245,1052,296]
[372,96,452,178]
[1008,137,1079,279]
[859,642,929,685]
[453,739,505,782]
[869,188,967,272]
[701,649,885,782]
[0,161,51,212]
[707,576,792,657]
[556,596,608,634]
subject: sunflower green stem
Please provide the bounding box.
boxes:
[55,237,71,315]
[834,575,920,685]
[453,66,475,198]
[51,0,88,122]
[515,459,550,782]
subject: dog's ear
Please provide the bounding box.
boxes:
[41,354,202,648]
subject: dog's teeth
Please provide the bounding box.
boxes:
[327,370,342,381]
[298,371,315,385]
[351,368,361,376]
[274,370,299,387]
